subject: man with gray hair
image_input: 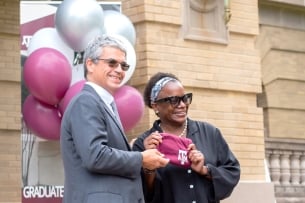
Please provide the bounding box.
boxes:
[60,35,169,203]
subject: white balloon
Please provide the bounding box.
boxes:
[55,0,104,52]
[71,64,85,86]
[27,27,74,64]
[103,10,136,46]
[111,34,136,86]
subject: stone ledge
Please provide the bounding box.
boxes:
[221,181,276,203]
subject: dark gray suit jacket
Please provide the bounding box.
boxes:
[60,84,144,203]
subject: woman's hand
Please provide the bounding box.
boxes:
[188,144,205,175]
[143,131,163,149]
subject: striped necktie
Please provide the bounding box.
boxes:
[110,101,123,128]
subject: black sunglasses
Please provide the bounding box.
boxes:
[155,93,193,107]
[95,58,130,71]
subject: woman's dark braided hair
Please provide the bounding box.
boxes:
[143,72,180,108]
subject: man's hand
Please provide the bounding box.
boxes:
[141,149,169,170]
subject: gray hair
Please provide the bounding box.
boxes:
[83,35,127,77]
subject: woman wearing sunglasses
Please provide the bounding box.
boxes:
[132,72,240,203]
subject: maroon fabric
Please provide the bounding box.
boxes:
[157,133,193,168]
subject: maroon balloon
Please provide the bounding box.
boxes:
[22,95,62,140]
[114,85,145,132]
[23,47,72,105]
[58,80,86,114]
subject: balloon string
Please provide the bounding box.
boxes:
[73,52,84,66]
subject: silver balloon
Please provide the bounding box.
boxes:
[55,0,104,52]
[103,10,136,46]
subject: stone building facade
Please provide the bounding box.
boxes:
[0,0,304,202]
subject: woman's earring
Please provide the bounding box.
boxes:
[155,111,159,116]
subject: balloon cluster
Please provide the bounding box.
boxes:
[22,0,144,140]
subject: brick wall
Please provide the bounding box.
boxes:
[0,0,21,202]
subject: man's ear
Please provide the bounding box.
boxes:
[86,59,95,74]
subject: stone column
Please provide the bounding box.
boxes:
[269,150,281,185]
[280,151,291,186]
[290,151,301,185]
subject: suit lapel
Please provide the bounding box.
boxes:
[83,85,131,150]
[104,104,131,150]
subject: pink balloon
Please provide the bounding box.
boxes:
[22,95,62,140]
[114,85,145,132]
[58,80,86,114]
[23,47,72,105]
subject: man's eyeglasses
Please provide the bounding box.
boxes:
[95,58,130,71]
[154,93,193,107]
